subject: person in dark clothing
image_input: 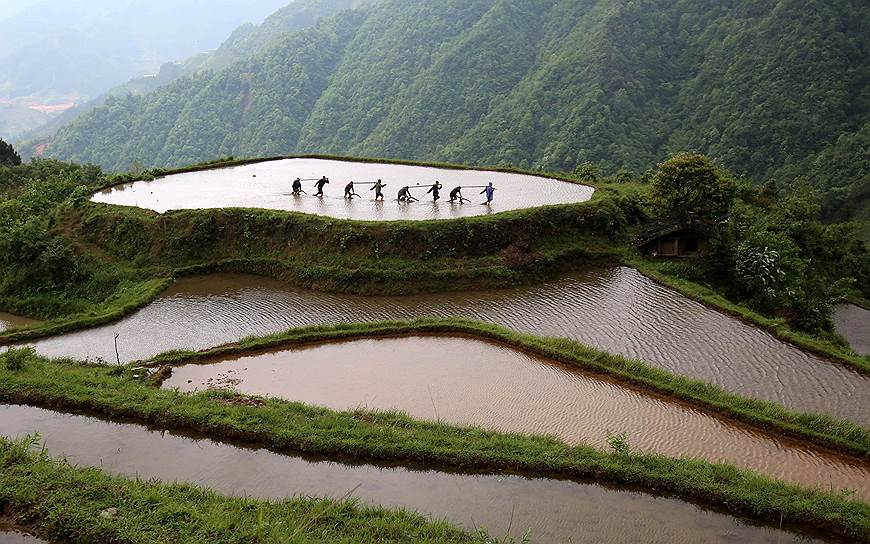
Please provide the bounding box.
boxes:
[449,186,467,203]
[397,186,417,202]
[480,181,495,204]
[370,179,386,200]
[426,181,443,202]
[344,181,359,199]
[291,178,303,195]
[314,176,329,196]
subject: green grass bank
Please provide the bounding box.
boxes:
[1,337,869,540]
[0,436,483,544]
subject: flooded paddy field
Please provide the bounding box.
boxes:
[89,158,595,220]
[0,404,840,544]
[0,313,37,333]
[0,524,45,544]
[834,304,870,356]
[163,335,870,499]
[27,268,870,426]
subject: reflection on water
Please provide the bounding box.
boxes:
[28,268,870,426]
[163,336,870,499]
[90,158,594,220]
[0,405,835,544]
[834,304,870,356]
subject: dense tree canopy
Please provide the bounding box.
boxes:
[652,153,735,220]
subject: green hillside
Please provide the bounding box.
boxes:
[43,0,870,221]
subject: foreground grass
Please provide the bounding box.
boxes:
[0,436,483,544]
[630,258,870,375]
[1,344,868,540]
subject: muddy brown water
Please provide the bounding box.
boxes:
[0,313,37,333]
[90,158,595,221]
[27,268,870,427]
[0,405,839,543]
[834,304,870,356]
[163,335,870,500]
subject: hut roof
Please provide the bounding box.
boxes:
[635,216,718,247]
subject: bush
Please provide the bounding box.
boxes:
[2,347,35,371]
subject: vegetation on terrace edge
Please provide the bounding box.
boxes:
[0,148,868,367]
[0,437,493,544]
[0,346,868,541]
[142,318,870,457]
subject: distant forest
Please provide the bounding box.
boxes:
[38,0,869,225]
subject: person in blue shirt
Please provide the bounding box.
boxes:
[480,182,495,204]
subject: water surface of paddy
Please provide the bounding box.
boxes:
[0,313,37,333]
[90,158,595,220]
[0,405,837,544]
[834,304,870,356]
[163,335,870,499]
[0,524,45,544]
[28,268,870,426]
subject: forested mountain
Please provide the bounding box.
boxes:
[42,0,870,222]
[12,0,377,144]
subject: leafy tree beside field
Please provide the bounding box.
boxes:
[648,154,870,333]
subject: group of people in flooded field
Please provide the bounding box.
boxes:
[291,176,496,205]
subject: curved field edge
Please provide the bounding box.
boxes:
[143,319,870,458]
[629,259,870,375]
[91,153,597,193]
[0,349,867,541]
[0,438,483,544]
[0,184,630,343]
[4,158,866,377]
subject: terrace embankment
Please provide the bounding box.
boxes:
[161,334,870,499]
[27,269,870,427]
[0,404,843,544]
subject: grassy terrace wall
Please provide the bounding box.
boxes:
[0,346,868,541]
[0,438,478,544]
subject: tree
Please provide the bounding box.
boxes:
[573,161,599,183]
[652,153,735,220]
[0,139,22,166]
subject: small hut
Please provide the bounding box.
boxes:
[636,216,716,258]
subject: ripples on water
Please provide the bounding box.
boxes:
[90,158,595,221]
[0,405,834,544]
[30,268,870,427]
[834,304,870,356]
[163,336,870,499]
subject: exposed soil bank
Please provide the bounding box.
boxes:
[835,304,870,356]
[91,158,595,220]
[28,269,870,426]
[0,404,839,544]
[163,335,870,500]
